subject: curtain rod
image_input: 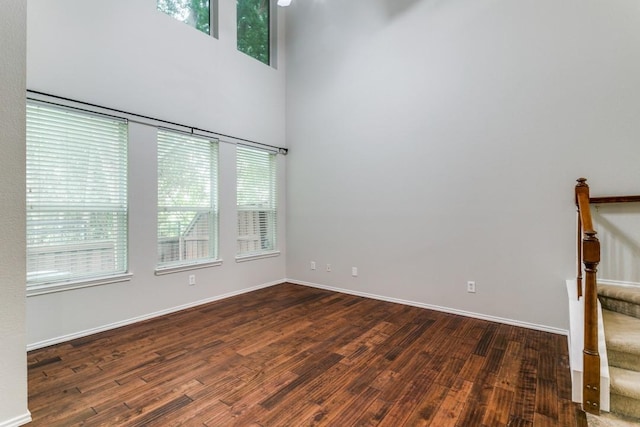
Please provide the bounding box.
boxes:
[26,89,289,155]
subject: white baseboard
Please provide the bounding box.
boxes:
[0,412,32,427]
[27,279,283,351]
[287,279,568,336]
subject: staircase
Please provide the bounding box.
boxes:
[572,178,640,426]
[598,283,640,421]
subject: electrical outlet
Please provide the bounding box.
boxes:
[352,267,358,277]
[311,261,316,270]
[467,281,476,293]
[326,264,331,272]
[189,274,196,286]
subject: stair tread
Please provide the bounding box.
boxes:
[586,411,640,427]
[602,309,640,355]
[610,366,640,400]
[599,284,640,305]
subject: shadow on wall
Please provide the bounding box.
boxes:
[385,0,437,18]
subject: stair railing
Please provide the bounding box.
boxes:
[575,178,601,415]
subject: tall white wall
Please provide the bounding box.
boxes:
[0,1,30,425]
[26,0,287,347]
[285,0,640,331]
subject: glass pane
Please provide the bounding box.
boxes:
[157,130,218,267]
[237,209,276,254]
[158,0,210,35]
[237,0,270,65]
[27,210,128,284]
[158,211,213,264]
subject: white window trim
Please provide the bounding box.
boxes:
[235,250,280,263]
[154,259,223,276]
[26,273,133,297]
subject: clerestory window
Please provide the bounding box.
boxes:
[237,0,271,65]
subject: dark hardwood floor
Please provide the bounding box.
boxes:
[27,283,581,426]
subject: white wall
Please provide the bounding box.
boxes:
[285,0,640,331]
[26,0,287,347]
[0,1,30,425]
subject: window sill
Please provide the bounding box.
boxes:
[27,273,133,297]
[235,251,281,263]
[154,259,223,276]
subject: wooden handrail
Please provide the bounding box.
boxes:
[575,178,601,415]
[590,195,640,204]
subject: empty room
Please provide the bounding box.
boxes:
[2,0,640,426]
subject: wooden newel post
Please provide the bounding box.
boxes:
[582,231,601,414]
[576,177,601,415]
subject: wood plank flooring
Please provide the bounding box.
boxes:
[28,283,582,426]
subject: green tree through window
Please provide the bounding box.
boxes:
[157,0,210,35]
[237,0,270,65]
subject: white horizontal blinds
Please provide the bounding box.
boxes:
[26,101,128,287]
[157,130,218,267]
[237,146,277,256]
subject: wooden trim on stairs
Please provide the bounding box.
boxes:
[590,195,640,204]
[576,178,601,415]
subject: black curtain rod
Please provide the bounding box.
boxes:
[26,90,288,155]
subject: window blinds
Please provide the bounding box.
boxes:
[26,101,128,288]
[237,146,277,256]
[157,129,218,267]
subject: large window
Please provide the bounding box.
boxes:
[237,0,270,65]
[157,130,219,270]
[26,101,128,291]
[237,146,277,257]
[157,0,214,36]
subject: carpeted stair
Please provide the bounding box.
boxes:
[599,284,640,421]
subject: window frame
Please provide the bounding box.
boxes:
[157,0,219,39]
[155,129,222,275]
[236,0,273,66]
[236,145,279,261]
[26,100,131,296]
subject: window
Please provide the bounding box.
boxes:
[237,146,277,257]
[26,101,128,291]
[237,0,270,65]
[157,0,215,36]
[157,130,219,270]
